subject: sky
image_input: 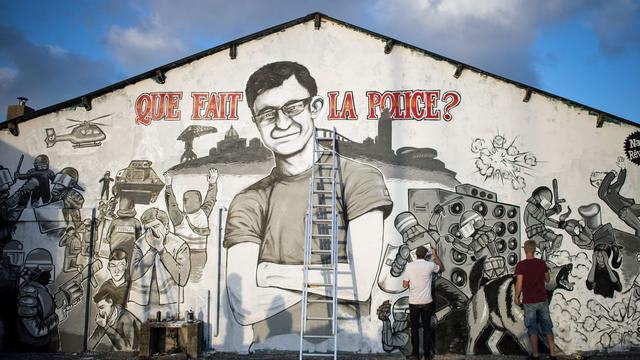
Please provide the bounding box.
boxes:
[0,0,639,124]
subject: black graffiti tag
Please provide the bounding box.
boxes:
[624,131,640,166]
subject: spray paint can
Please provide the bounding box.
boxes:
[156,311,161,322]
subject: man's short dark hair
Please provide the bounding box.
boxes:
[245,61,318,111]
[415,246,427,259]
[140,208,170,229]
[93,286,116,304]
[109,249,128,262]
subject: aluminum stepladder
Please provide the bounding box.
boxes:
[299,127,339,359]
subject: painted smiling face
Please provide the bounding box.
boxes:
[251,76,323,157]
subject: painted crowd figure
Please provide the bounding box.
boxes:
[164,167,218,283]
[99,171,114,200]
[88,286,141,351]
[596,160,640,236]
[105,197,142,267]
[97,249,131,307]
[130,208,190,306]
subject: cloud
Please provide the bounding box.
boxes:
[0,26,118,117]
[0,67,18,90]
[589,0,640,55]
[105,15,186,73]
[371,0,597,85]
[69,0,640,88]
[100,0,623,87]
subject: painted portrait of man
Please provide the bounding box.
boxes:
[223,61,393,344]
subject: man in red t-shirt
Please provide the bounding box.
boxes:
[514,240,558,360]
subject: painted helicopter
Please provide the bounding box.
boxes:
[45,114,112,148]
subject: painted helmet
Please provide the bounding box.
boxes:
[24,248,55,283]
[53,167,79,188]
[2,240,24,266]
[34,154,50,170]
[459,210,485,238]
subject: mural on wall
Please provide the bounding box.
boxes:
[0,18,639,357]
[471,134,538,191]
[164,168,218,282]
[176,125,218,163]
[45,114,111,148]
[222,61,393,346]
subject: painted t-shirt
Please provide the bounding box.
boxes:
[223,154,393,264]
[515,258,548,304]
[96,278,129,307]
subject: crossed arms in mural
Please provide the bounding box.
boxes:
[226,210,384,325]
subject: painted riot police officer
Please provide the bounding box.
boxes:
[14,154,55,206]
[524,186,565,258]
[50,167,85,229]
[16,249,62,351]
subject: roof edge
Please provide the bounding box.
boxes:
[1,12,638,130]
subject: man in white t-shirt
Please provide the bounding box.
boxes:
[402,245,443,360]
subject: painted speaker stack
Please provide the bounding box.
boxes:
[408,184,521,298]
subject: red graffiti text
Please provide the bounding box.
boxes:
[135,92,183,126]
[327,91,358,120]
[366,90,461,121]
[191,92,244,120]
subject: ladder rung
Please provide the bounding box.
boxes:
[316,162,333,165]
[307,316,333,321]
[308,283,333,287]
[313,189,332,193]
[314,149,333,153]
[303,334,335,339]
[311,233,332,238]
[302,353,335,357]
[311,249,332,254]
[307,265,335,270]
[313,204,333,208]
[316,176,333,179]
[307,298,333,303]
[316,137,334,141]
[313,218,333,223]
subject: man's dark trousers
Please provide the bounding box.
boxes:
[409,302,435,358]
